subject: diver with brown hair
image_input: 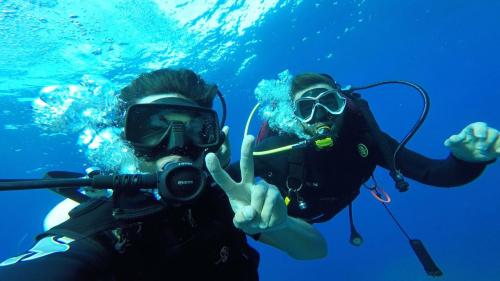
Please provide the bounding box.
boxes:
[0,68,326,281]
[223,71,499,276]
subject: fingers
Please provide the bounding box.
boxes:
[486,127,500,154]
[240,135,255,184]
[445,122,488,148]
[233,206,257,229]
[493,130,500,153]
[220,126,230,154]
[461,125,476,143]
[250,182,267,223]
[248,180,286,229]
[468,122,500,153]
[471,122,488,140]
[260,184,282,228]
[444,134,465,147]
[222,125,229,137]
[205,152,237,193]
[216,126,231,167]
[446,122,500,160]
[484,128,499,152]
[236,181,286,232]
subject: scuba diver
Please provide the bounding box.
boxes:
[224,72,500,276]
[0,68,326,281]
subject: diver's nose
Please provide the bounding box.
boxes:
[310,106,329,123]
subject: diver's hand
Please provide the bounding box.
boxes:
[215,126,231,168]
[444,122,500,162]
[205,135,288,235]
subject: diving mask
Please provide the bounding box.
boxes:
[293,88,347,123]
[124,97,222,158]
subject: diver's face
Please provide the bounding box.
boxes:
[135,93,194,173]
[293,83,345,136]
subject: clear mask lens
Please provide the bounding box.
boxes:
[294,88,346,122]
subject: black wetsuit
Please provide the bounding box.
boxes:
[0,184,259,281]
[228,104,492,223]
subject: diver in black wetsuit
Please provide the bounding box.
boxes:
[230,72,499,222]
[0,69,326,281]
[226,72,499,275]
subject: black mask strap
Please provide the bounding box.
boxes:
[215,90,227,129]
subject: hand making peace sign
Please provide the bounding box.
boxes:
[205,134,288,235]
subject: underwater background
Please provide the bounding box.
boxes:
[0,0,499,280]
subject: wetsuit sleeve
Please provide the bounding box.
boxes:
[0,235,113,281]
[377,132,495,187]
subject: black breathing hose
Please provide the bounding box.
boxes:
[348,80,430,178]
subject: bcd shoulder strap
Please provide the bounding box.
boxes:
[344,93,397,173]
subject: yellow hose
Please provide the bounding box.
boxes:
[244,103,298,156]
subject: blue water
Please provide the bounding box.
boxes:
[1,1,499,280]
